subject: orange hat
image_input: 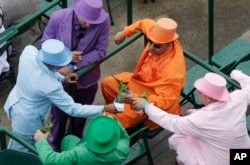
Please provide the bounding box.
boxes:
[148,18,179,43]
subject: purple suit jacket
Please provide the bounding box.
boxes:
[41,8,110,88]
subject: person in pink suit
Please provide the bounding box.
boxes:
[132,70,250,165]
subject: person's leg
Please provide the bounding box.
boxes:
[101,75,119,104]
[66,83,98,138]
[8,130,35,152]
[169,134,205,165]
[48,105,69,152]
[61,135,81,151]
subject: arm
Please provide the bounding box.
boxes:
[230,69,250,104]
[35,138,84,165]
[132,98,203,136]
[40,78,105,118]
[40,12,58,45]
[114,19,155,45]
[144,103,206,136]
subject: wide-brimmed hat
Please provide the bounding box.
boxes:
[148,18,179,43]
[73,0,107,24]
[194,73,230,101]
[38,39,72,66]
[85,116,120,153]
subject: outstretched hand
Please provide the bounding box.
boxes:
[103,103,121,114]
[132,97,148,110]
[123,91,135,104]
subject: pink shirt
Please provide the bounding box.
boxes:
[145,70,250,165]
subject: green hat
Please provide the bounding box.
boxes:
[85,116,120,153]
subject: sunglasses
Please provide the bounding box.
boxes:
[148,40,171,49]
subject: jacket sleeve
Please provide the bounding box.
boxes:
[123,19,156,38]
[144,103,206,136]
[35,139,81,165]
[38,77,103,118]
[230,69,250,104]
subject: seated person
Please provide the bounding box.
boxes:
[0,6,13,82]
[132,70,250,165]
[102,17,186,132]
[34,116,130,165]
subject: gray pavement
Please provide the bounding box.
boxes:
[1,0,250,164]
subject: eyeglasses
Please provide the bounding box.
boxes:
[148,40,163,49]
[148,40,171,49]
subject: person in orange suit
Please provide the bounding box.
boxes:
[101,17,186,132]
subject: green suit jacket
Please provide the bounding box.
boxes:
[35,124,130,165]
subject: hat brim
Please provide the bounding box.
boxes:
[194,78,230,101]
[147,26,179,44]
[37,46,72,66]
[85,116,120,153]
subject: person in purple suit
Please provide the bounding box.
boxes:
[41,0,110,152]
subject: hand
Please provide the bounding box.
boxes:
[103,103,120,114]
[58,66,73,76]
[72,51,83,63]
[65,73,78,84]
[114,31,126,45]
[123,91,135,104]
[34,129,50,142]
[132,97,148,110]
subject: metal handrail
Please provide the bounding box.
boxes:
[0,126,37,154]
[0,0,65,45]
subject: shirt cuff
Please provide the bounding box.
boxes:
[144,102,150,111]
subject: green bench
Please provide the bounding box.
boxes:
[180,39,250,108]
[211,39,250,75]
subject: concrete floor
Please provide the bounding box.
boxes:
[1,0,250,164]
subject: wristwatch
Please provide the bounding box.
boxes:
[68,64,78,72]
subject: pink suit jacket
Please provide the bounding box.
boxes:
[145,70,250,165]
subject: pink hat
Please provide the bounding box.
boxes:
[194,73,230,101]
[148,18,179,43]
[73,0,108,24]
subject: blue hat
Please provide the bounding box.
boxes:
[38,39,72,66]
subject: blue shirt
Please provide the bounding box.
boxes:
[4,45,103,135]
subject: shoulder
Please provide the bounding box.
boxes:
[21,45,38,58]
[50,8,73,19]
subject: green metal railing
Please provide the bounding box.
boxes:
[0,127,37,153]
[0,0,66,45]
[184,50,240,89]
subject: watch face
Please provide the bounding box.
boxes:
[73,65,78,70]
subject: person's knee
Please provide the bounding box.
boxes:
[101,76,111,90]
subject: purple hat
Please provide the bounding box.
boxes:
[194,73,230,101]
[73,0,108,24]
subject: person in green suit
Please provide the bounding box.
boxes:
[34,116,130,165]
